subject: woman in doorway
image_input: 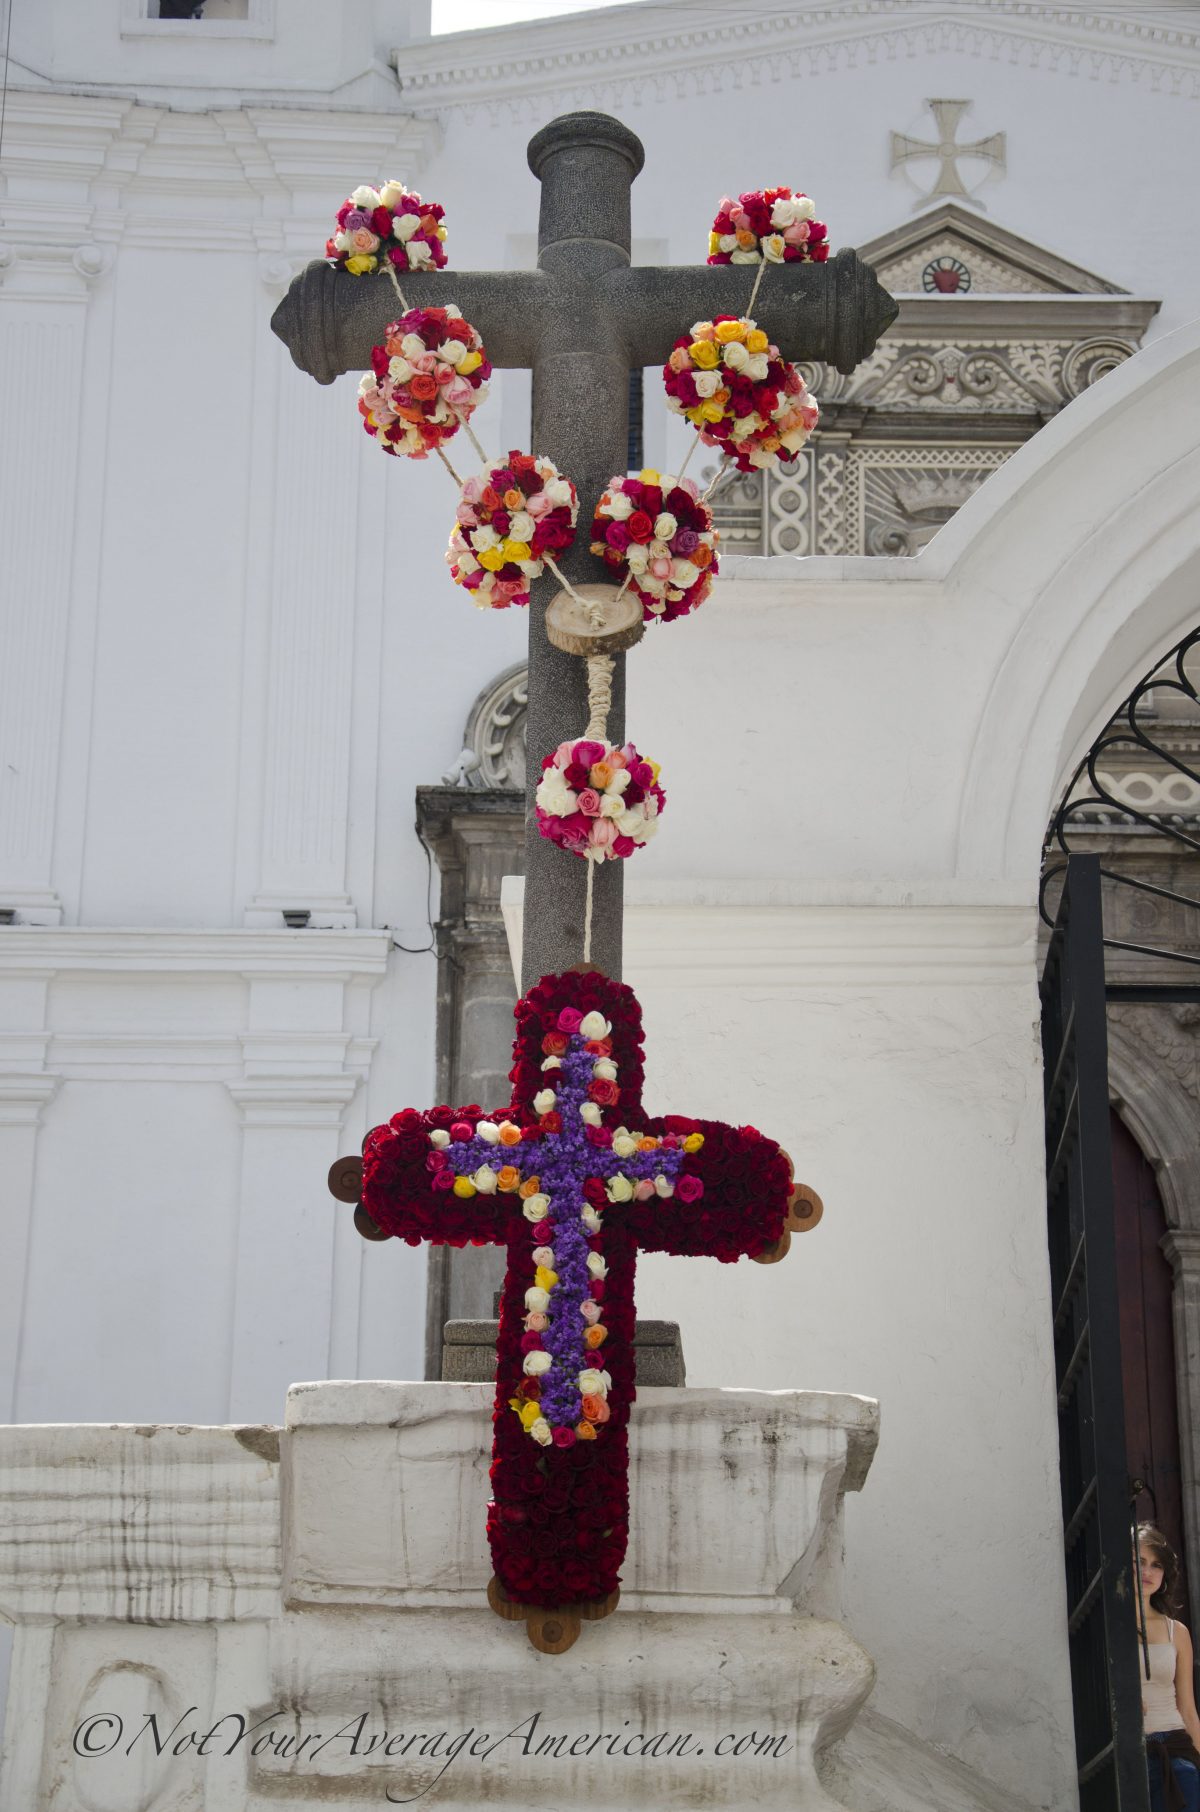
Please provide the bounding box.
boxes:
[1140,1523,1200,1810]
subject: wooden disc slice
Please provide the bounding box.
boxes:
[751,1230,792,1266]
[487,1575,528,1623]
[545,584,645,656]
[327,1155,363,1203]
[787,1184,824,1233]
[579,1588,620,1622]
[526,1605,582,1654]
[353,1204,390,1243]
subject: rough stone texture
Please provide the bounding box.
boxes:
[442,1315,685,1384]
[270,109,897,989]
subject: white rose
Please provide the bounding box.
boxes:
[579,1011,610,1040]
[593,1058,618,1081]
[654,1174,675,1198]
[533,1088,556,1115]
[731,248,761,265]
[351,185,381,208]
[525,1286,550,1313]
[455,551,479,576]
[578,1368,605,1395]
[730,418,756,441]
[612,1132,637,1158]
[400,333,425,361]
[607,1174,634,1203]
[523,1351,552,1378]
[653,513,677,540]
[746,353,770,382]
[795,195,816,222]
[472,1166,498,1194]
[626,546,649,573]
[536,775,572,817]
[599,794,623,819]
[530,1418,553,1445]
[519,560,541,579]
[581,1206,601,1233]
[334,231,352,253]
[671,559,701,589]
[407,240,434,268]
[616,809,645,839]
[438,339,467,368]
[509,511,535,541]
[763,234,787,263]
[769,199,791,229]
[579,1101,602,1126]
[387,357,413,384]
[393,211,421,241]
[429,1129,450,1148]
[607,768,631,795]
[606,490,633,521]
[586,1252,607,1279]
[378,180,407,209]
[718,233,738,253]
[693,370,721,399]
[540,1055,562,1070]
[722,340,749,372]
[472,525,499,552]
[522,1194,550,1222]
[544,478,572,507]
[476,1121,500,1144]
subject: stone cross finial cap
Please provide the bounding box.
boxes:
[527,111,645,181]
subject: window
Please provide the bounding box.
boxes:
[627,368,644,475]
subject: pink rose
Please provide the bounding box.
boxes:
[431,1169,454,1192]
[520,1331,544,1353]
[783,222,810,246]
[634,1178,655,1201]
[573,740,606,769]
[676,1174,704,1204]
[668,347,692,374]
[525,1312,549,1332]
[557,1007,584,1034]
[350,228,380,253]
[450,1121,473,1141]
[589,819,616,849]
[612,835,636,858]
[577,788,602,818]
[446,377,475,409]
[527,491,552,517]
[455,503,478,526]
[580,1300,601,1324]
[552,1426,576,1448]
[649,556,672,580]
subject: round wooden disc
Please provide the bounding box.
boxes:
[545,584,645,656]
[353,1204,390,1243]
[579,1587,620,1621]
[751,1230,792,1266]
[527,1605,582,1654]
[487,1575,528,1623]
[787,1184,825,1233]
[327,1155,363,1203]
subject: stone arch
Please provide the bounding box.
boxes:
[934,316,1200,886]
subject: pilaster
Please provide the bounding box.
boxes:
[1163,1229,1200,1633]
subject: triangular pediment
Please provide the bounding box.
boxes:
[859,202,1127,297]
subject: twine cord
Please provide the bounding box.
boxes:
[583,855,597,964]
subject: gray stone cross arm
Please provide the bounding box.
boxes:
[270,112,898,992]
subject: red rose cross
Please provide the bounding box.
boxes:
[329,969,817,1653]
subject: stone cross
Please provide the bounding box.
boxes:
[890,98,1006,211]
[272,110,897,989]
[335,967,805,1650]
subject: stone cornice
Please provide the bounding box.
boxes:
[888,295,1161,340]
[391,1,1200,116]
[0,927,391,977]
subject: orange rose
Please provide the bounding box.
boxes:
[581,1394,605,1422]
[638,1136,658,1152]
[575,1421,597,1441]
[499,1123,522,1147]
[409,373,438,402]
[519,1176,541,1198]
[693,544,713,568]
[503,488,523,510]
[481,486,501,512]
[585,1325,607,1348]
[496,1166,520,1193]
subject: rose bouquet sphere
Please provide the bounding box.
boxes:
[326,180,447,276]
[447,453,579,610]
[535,738,664,862]
[590,470,718,623]
[663,315,819,475]
[358,307,490,460]
[707,187,828,266]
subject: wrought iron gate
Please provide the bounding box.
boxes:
[1042,856,1149,1811]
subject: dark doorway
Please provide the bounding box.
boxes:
[1112,1110,1189,1614]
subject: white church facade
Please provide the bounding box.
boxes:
[2,4,1200,1808]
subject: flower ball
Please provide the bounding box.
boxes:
[535,739,664,861]
[707,188,828,265]
[590,470,718,624]
[663,315,819,475]
[358,307,490,460]
[326,180,447,276]
[447,452,578,610]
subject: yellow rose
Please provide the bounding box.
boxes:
[683,1132,705,1153]
[689,341,720,370]
[518,1400,542,1430]
[501,540,531,563]
[639,469,660,486]
[437,226,448,239]
[459,350,482,374]
[476,546,506,571]
[714,318,748,344]
[535,1265,558,1292]
[344,254,377,275]
[452,1176,477,1198]
[700,400,725,423]
[746,329,769,354]
[708,231,721,254]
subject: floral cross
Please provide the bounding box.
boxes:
[352,969,795,1648]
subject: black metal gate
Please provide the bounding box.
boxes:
[1042,856,1150,1811]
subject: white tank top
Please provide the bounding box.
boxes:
[1142,1620,1186,1734]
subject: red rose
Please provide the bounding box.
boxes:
[589,1078,620,1107]
[627,513,654,543]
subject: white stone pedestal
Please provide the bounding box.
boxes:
[0,1382,878,1811]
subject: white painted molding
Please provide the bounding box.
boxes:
[500,876,1037,992]
[392,0,1200,116]
[0,926,391,975]
[226,1075,361,1129]
[0,1076,60,1127]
